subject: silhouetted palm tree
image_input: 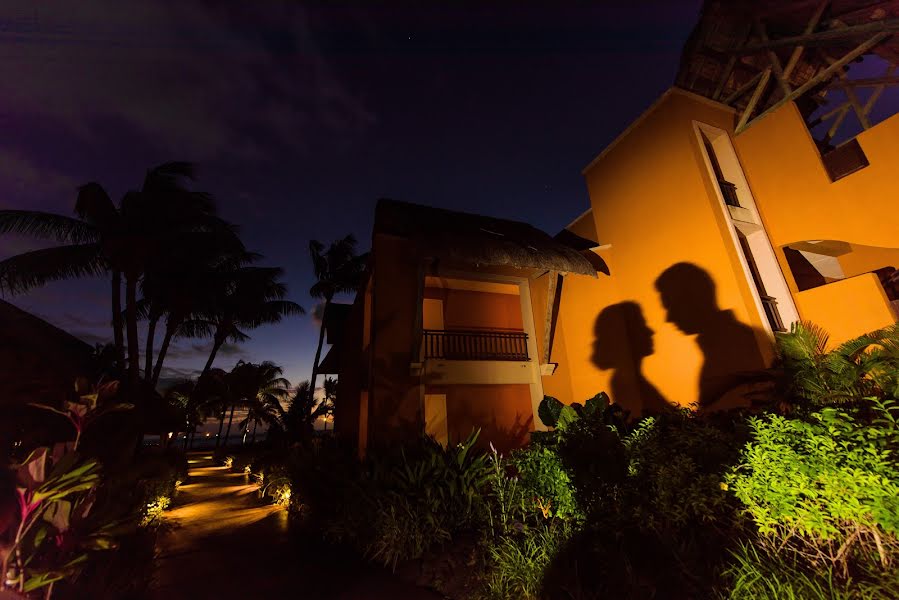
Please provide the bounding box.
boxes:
[308,235,367,400]
[223,361,290,448]
[0,162,230,387]
[139,237,250,386]
[199,266,304,379]
[284,379,331,443]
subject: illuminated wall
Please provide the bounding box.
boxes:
[547,88,896,416]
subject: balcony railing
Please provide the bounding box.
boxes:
[422,329,529,361]
[760,295,785,332]
[718,179,741,207]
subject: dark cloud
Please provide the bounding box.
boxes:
[0,1,373,164]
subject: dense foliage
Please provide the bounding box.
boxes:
[284,322,899,599]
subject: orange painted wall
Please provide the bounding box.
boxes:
[732,100,898,337]
[838,244,899,280]
[442,383,533,449]
[794,273,897,348]
[439,289,524,331]
[368,235,424,442]
[734,106,899,252]
[554,90,773,415]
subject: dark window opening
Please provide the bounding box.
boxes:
[821,138,870,182]
[704,135,741,207]
[737,231,786,332]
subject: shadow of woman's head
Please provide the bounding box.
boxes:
[654,263,719,335]
[592,301,654,369]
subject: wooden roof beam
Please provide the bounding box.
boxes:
[736,68,772,132]
[736,32,890,134]
[733,18,899,55]
[782,0,830,80]
[829,74,899,88]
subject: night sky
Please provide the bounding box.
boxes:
[0,1,702,387]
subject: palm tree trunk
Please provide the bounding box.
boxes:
[144,312,159,384]
[111,270,125,370]
[201,332,225,380]
[215,409,225,449]
[151,322,177,386]
[309,299,330,402]
[124,275,140,387]
[223,404,236,448]
[251,420,258,444]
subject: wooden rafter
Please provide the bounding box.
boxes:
[756,20,792,96]
[734,17,899,55]
[782,0,829,80]
[736,68,772,133]
[736,32,890,133]
[724,69,767,105]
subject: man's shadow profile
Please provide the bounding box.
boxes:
[654,263,766,409]
[592,301,670,416]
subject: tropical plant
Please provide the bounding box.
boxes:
[765,321,899,411]
[139,236,247,387]
[213,361,291,448]
[481,522,573,600]
[199,267,303,378]
[725,399,899,578]
[283,381,331,443]
[722,541,899,600]
[1,379,131,597]
[307,235,367,401]
[0,163,233,387]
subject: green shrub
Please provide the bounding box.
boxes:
[509,445,580,521]
[290,431,493,570]
[723,542,899,600]
[481,523,572,600]
[726,399,899,576]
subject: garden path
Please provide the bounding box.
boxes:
[152,452,442,599]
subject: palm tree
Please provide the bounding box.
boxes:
[199,266,304,379]
[223,361,290,448]
[139,238,249,387]
[284,379,332,443]
[0,162,230,387]
[321,376,337,430]
[308,235,367,400]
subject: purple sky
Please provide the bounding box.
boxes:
[0,1,704,388]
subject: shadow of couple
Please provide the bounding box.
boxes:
[592,262,766,415]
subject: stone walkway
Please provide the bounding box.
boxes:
[152,452,442,599]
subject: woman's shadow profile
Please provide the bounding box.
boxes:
[592,302,671,417]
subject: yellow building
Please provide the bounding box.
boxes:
[326,199,605,452]
[541,1,899,416]
[333,1,899,449]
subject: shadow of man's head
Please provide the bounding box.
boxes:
[654,263,719,335]
[592,302,654,369]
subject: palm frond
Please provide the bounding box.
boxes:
[0,243,105,294]
[0,210,97,244]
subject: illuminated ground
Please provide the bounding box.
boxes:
[152,452,441,599]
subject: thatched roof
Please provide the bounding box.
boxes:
[374,199,598,277]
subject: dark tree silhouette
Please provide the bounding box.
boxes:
[0,162,232,388]
[308,235,367,400]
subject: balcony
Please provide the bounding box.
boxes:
[422,329,529,361]
[759,295,785,332]
[718,179,741,207]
